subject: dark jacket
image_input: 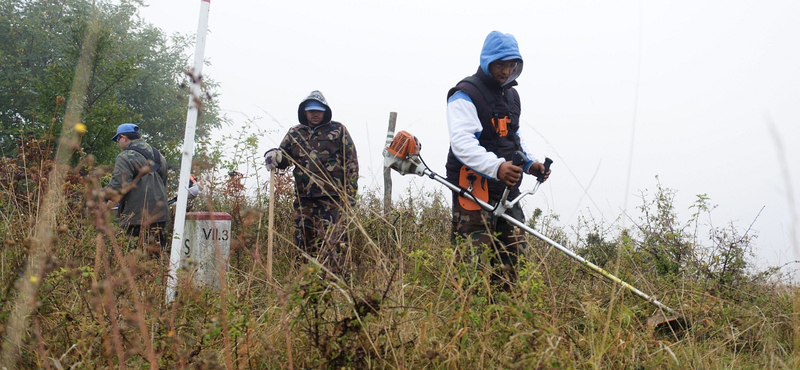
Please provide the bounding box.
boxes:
[277,90,359,201]
[106,139,170,227]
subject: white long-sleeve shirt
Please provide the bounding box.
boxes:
[447,91,536,180]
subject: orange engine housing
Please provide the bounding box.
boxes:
[386,130,420,158]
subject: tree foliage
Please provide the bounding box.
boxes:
[0,0,224,165]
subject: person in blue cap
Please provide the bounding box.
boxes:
[263,90,359,272]
[105,123,170,255]
[445,31,551,291]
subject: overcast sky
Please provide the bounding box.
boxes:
[138,0,799,274]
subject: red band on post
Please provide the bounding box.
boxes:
[187,212,231,221]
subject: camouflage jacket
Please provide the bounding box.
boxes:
[277,120,359,200]
[105,139,170,227]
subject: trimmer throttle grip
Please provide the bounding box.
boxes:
[512,151,526,167]
[537,157,553,183]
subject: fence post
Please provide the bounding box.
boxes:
[383,112,397,214]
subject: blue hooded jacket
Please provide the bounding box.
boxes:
[479,31,524,86]
[445,30,532,200]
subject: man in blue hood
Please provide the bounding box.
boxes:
[445,31,551,291]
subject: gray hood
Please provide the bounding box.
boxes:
[297,90,333,126]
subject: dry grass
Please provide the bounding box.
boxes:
[0,139,797,369]
[0,68,796,367]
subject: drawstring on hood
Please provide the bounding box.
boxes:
[479,31,524,87]
[297,90,333,126]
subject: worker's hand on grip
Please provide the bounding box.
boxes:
[187,181,203,200]
[528,162,551,182]
[498,161,522,186]
[264,148,282,171]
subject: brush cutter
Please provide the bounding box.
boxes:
[384,131,687,332]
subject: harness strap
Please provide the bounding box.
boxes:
[458,76,514,141]
[460,76,514,119]
[125,145,162,178]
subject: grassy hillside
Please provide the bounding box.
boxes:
[0,135,797,369]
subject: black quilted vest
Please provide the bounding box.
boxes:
[445,69,523,201]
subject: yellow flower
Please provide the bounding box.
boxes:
[74,123,87,134]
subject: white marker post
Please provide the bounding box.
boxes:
[167,0,211,304]
[183,212,231,290]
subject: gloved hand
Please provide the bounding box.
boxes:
[264,148,283,171]
[187,181,203,200]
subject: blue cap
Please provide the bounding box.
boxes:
[304,101,326,111]
[111,123,139,142]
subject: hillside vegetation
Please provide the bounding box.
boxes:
[0,132,798,370]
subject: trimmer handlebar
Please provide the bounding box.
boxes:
[538,157,553,183]
[512,151,526,167]
[512,151,552,183]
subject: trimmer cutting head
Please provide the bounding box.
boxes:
[648,313,690,337]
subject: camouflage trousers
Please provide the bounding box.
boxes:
[451,195,527,291]
[125,221,169,259]
[294,197,347,270]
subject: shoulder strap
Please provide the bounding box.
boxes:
[455,76,516,146]
[460,76,495,107]
[457,76,514,116]
[125,145,162,177]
